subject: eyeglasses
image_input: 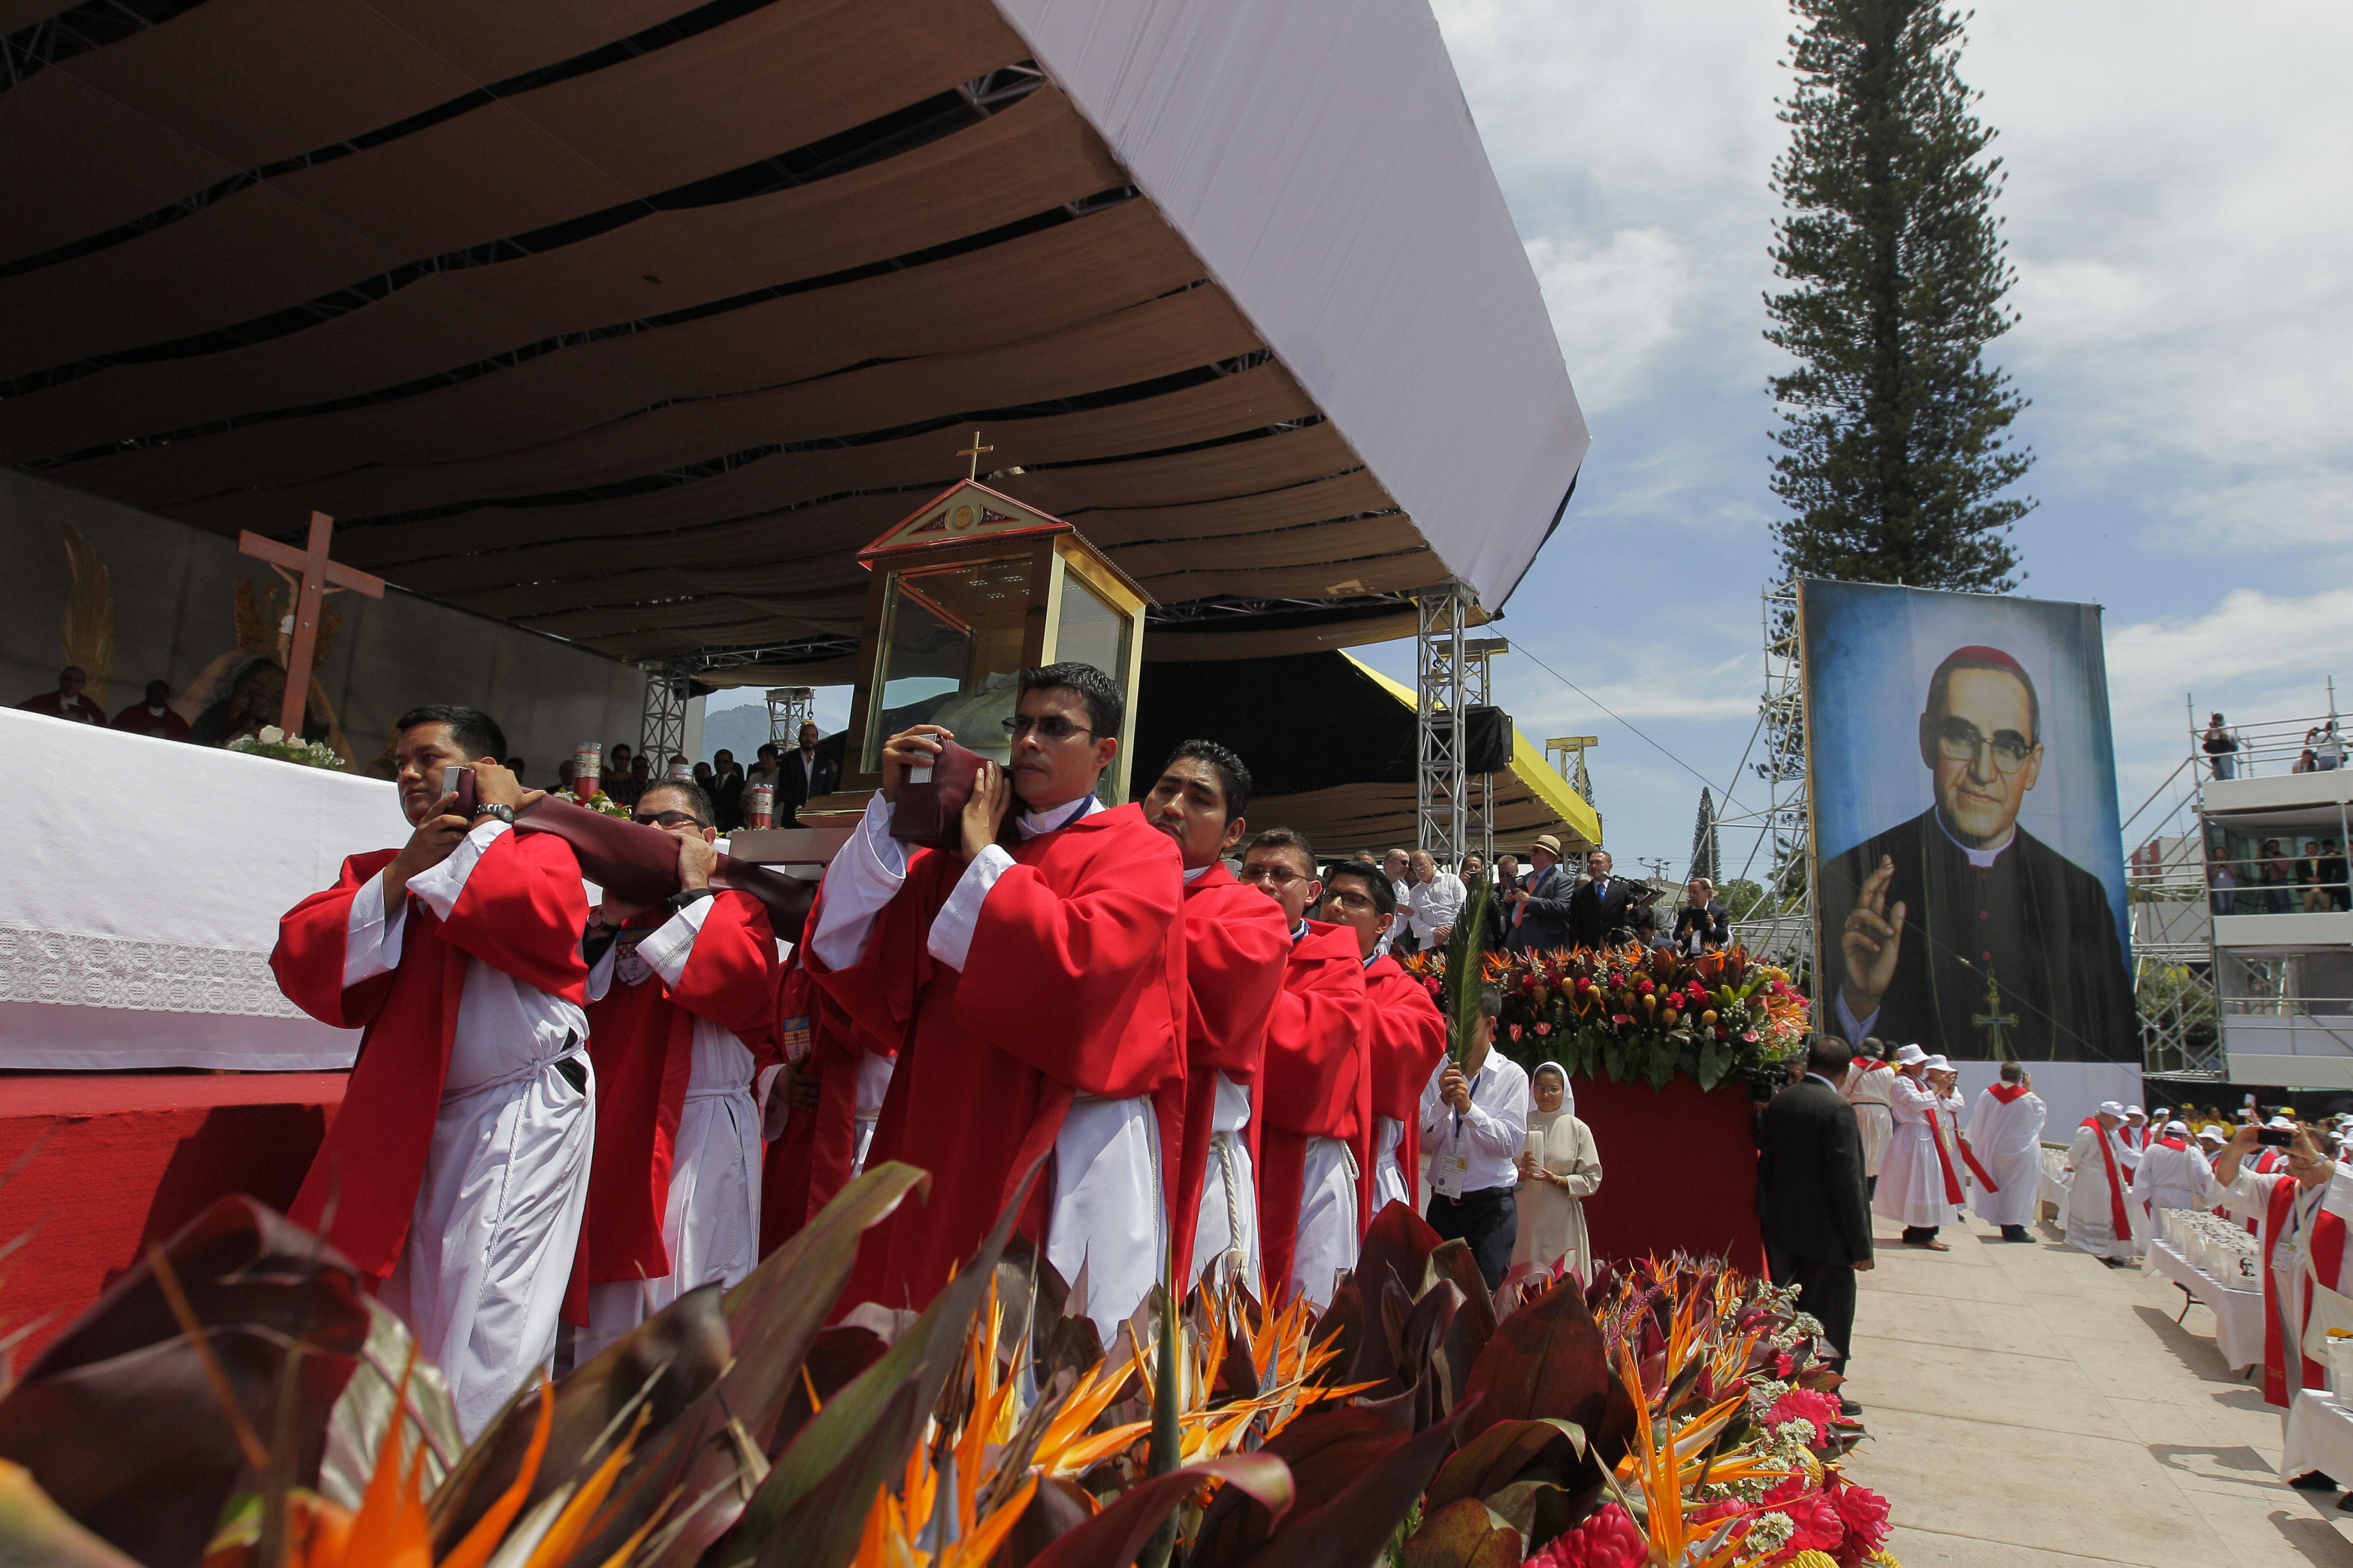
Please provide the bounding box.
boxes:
[1322,889,1378,912]
[633,809,707,829]
[1237,863,1310,888]
[1933,718,2034,773]
[1002,715,1097,741]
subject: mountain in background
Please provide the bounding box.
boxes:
[701,704,777,763]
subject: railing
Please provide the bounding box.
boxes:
[2190,710,2349,781]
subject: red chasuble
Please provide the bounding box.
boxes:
[271,835,589,1277]
[2256,1173,2350,1407]
[579,891,778,1285]
[810,802,1187,1314]
[761,958,892,1255]
[1254,920,1371,1299]
[1170,864,1291,1273]
[1361,954,1447,1222]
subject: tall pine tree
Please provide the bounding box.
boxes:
[1766,0,2031,592]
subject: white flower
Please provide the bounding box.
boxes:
[257,725,286,744]
[1746,1511,1796,1553]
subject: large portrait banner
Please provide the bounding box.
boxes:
[1802,581,2135,1065]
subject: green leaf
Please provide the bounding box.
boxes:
[318,1299,462,1509]
[1441,875,1492,1065]
[1398,1498,1521,1568]
[0,1461,142,1568]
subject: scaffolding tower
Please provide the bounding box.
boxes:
[637,658,694,767]
[1464,636,1508,866]
[1415,586,1471,867]
[1720,584,1815,975]
[766,687,816,747]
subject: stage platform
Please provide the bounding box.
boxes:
[0,1071,341,1364]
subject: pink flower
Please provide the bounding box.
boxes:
[1765,1387,1843,1447]
[1536,1022,1553,1036]
[1612,1013,1633,1026]
[1762,1474,1846,1557]
[1826,1474,1891,1565]
[1525,1502,1648,1568]
[1742,1030,1761,1043]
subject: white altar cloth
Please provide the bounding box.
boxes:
[2282,1391,2353,1484]
[2,707,396,1069]
[2148,1238,2266,1373]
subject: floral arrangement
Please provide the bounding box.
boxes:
[226,724,347,771]
[549,786,632,819]
[0,1185,1897,1568]
[1401,943,1811,1090]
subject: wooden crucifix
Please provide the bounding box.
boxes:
[237,512,386,738]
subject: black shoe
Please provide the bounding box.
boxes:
[2292,1471,2337,1491]
[2001,1225,2031,1242]
[1838,1396,1862,1417]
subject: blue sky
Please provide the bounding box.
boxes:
[722,1,2353,874]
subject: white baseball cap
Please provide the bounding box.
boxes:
[1893,1044,1928,1066]
[2099,1100,2126,1117]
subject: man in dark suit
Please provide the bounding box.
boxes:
[1565,849,1637,948]
[776,720,838,825]
[1756,1037,1874,1401]
[1507,835,1579,951]
[1820,645,2134,1061]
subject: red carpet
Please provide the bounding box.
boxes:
[0,1073,342,1364]
[1571,1073,1765,1276]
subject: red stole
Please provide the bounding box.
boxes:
[272,834,589,1277]
[811,802,1188,1314]
[1986,1083,2031,1105]
[1923,1107,1967,1203]
[2158,1137,2189,1152]
[1254,921,1372,1299]
[1363,954,1448,1223]
[577,891,776,1290]
[759,960,889,1256]
[2084,1120,2133,1241]
[2257,1175,2349,1407]
[1170,865,1291,1278]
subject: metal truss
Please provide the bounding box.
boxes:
[1416,586,1471,868]
[638,658,693,766]
[1463,636,1509,866]
[1721,584,1815,975]
[765,686,816,747]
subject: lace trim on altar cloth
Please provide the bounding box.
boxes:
[0,924,302,1017]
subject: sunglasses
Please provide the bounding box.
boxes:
[633,809,707,829]
[1002,715,1097,741]
[1237,863,1311,888]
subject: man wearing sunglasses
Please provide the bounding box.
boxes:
[805,662,1186,1340]
[1316,861,1446,1220]
[1820,645,2132,1063]
[1239,827,1371,1309]
[573,781,781,1360]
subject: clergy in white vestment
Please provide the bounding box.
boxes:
[1872,1045,1958,1248]
[1968,1062,2047,1241]
[2212,1125,2353,1443]
[272,708,594,1438]
[2062,1101,2140,1265]
[2119,1106,2148,1180]
[1843,1038,1897,1196]
[2130,1119,2218,1246]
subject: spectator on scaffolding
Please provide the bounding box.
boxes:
[2322,839,2351,912]
[2295,748,2320,775]
[2210,858,2239,917]
[2203,713,2239,779]
[2260,839,2293,914]
[2323,723,2346,771]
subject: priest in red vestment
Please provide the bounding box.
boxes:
[1316,860,1446,1221]
[805,663,1186,1337]
[1243,828,1371,1309]
[271,706,593,1437]
[574,780,780,1358]
[2215,1124,2353,1463]
[1143,740,1290,1292]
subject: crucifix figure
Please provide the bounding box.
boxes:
[1972,963,2020,1061]
[956,431,994,482]
[237,512,386,739]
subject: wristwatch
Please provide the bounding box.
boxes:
[668,887,717,914]
[471,802,516,825]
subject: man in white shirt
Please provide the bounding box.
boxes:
[1406,849,1467,950]
[1419,983,1529,1289]
[1378,848,1414,956]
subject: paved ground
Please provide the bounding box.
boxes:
[1841,1210,2353,1568]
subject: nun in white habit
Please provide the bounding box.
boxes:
[1511,1061,1603,1279]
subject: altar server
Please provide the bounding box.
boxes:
[1872,1045,1956,1248]
[2214,1123,2353,1422]
[272,706,592,1436]
[2130,1118,2218,1243]
[1843,1038,1897,1198]
[758,963,888,1254]
[574,781,778,1358]
[1422,985,1530,1289]
[1244,829,1372,1308]
[2062,1102,2140,1266]
[1143,742,1289,1291]
[1316,860,1447,1218]
[2120,1106,2149,1180]
[807,664,1186,1338]
[1966,1061,2047,1241]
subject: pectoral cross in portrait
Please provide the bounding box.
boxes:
[956,431,995,481]
[1973,964,2020,1061]
[237,511,386,739]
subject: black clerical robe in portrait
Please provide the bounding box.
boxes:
[1820,809,2134,1062]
